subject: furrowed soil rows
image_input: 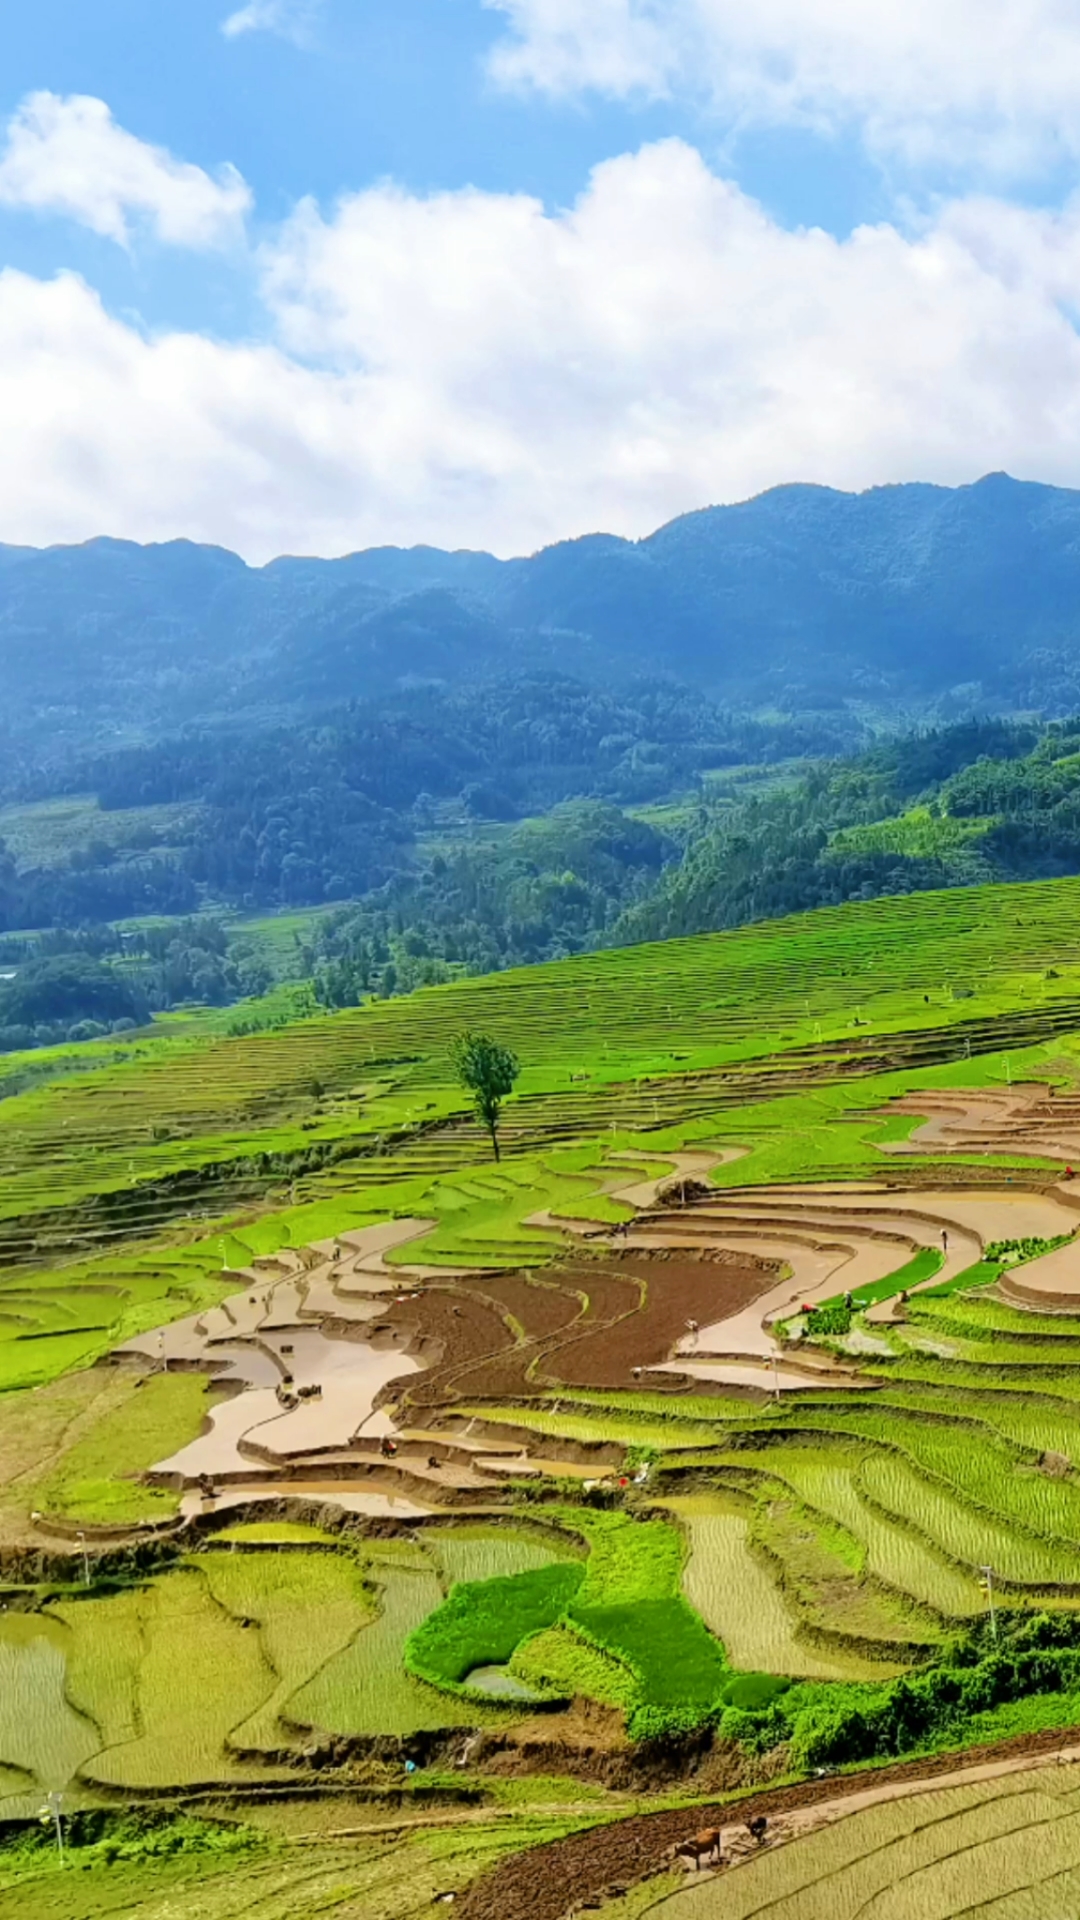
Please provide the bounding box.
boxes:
[456,1737,1080,1920]
[385,1285,518,1408]
[545,1257,772,1390]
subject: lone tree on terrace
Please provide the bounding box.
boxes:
[450,1030,520,1162]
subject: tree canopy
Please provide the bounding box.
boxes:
[449,1031,520,1161]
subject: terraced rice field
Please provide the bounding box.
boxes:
[199,1550,376,1753]
[0,1804,604,1920]
[1,872,1080,1269]
[640,1763,1080,1919]
[0,1524,607,1806]
[81,1570,279,1788]
[21,876,1080,1871]
[662,1494,900,1680]
[0,1616,98,1804]
[285,1559,509,1737]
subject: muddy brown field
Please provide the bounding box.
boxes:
[544,1254,776,1389]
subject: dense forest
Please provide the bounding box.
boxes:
[305,716,1080,1006]
[9,694,1080,1047]
[0,676,838,928]
[0,921,272,1052]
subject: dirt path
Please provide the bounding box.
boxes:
[454,1724,1080,1920]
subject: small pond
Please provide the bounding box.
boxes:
[463,1665,545,1702]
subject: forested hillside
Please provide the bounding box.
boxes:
[11,711,1080,1042]
[12,472,1080,1041]
[0,680,829,930]
[8,475,1080,766]
[303,717,1080,996]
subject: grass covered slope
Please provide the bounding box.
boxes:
[1,871,1080,1225]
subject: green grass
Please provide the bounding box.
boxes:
[570,1595,728,1732]
[560,1508,686,1606]
[551,1509,731,1728]
[510,1624,637,1708]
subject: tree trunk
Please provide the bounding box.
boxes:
[489,1121,501,1162]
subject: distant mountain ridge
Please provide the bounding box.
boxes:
[8,472,1080,758]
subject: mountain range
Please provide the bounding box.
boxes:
[9,471,1080,760]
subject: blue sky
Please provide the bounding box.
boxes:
[0,0,890,332]
[1,0,1080,558]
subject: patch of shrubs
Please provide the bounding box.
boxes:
[723,1612,1080,1769]
[984,1235,1073,1268]
[804,1302,852,1338]
[0,1810,261,1868]
[405,1564,584,1697]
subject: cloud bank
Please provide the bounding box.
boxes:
[0,93,251,249]
[4,97,1080,559]
[486,0,1080,175]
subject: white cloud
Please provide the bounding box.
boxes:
[485,0,1080,176]
[222,1,319,43]
[8,140,1080,559]
[0,93,251,248]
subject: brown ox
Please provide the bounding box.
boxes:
[676,1827,722,1870]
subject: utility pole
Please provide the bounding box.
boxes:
[40,1791,65,1867]
[76,1531,90,1587]
[980,1564,997,1643]
[771,1352,781,1403]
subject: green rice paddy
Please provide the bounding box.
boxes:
[15,873,1080,1821]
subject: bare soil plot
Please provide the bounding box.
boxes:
[383,1285,519,1409]
[545,1256,773,1390]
